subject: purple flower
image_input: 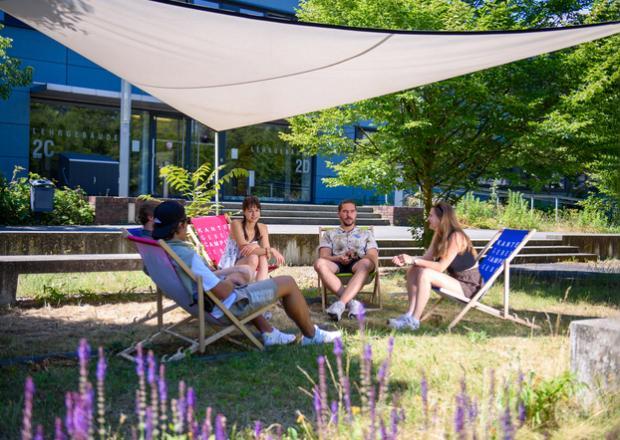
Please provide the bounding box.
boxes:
[147,351,157,385]
[145,407,154,440]
[34,425,44,440]
[64,392,74,436]
[454,394,465,439]
[369,386,376,439]
[390,407,399,438]
[313,387,322,421]
[54,417,65,440]
[501,403,514,440]
[72,392,89,439]
[421,374,429,427]
[357,305,367,332]
[343,377,352,421]
[135,344,145,378]
[77,339,91,365]
[330,400,338,425]
[201,407,212,440]
[517,400,526,426]
[96,347,107,383]
[22,376,35,440]
[379,418,388,440]
[78,339,91,394]
[253,420,262,438]
[333,337,343,357]
[317,356,328,425]
[214,413,227,440]
[158,364,167,408]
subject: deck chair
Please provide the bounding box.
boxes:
[118,234,277,362]
[317,226,382,311]
[421,228,540,331]
[189,215,278,272]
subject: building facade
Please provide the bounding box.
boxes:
[0,0,390,205]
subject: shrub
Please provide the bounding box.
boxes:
[455,192,498,229]
[0,167,94,226]
[499,191,541,230]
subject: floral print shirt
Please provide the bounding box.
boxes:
[319,226,378,259]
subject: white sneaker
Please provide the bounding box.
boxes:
[388,314,420,331]
[301,325,342,346]
[263,328,296,346]
[326,301,346,321]
[347,299,364,318]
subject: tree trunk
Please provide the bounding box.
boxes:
[420,181,434,247]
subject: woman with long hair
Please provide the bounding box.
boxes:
[389,201,483,331]
[218,196,285,281]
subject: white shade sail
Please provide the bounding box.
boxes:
[2,0,619,131]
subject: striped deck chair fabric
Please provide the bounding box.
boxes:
[190,215,278,272]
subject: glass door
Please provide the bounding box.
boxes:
[152,115,187,196]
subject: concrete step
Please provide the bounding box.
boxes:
[221,202,375,213]
[516,245,581,255]
[512,253,598,264]
[376,238,565,248]
[251,217,390,226]
[379,253,598,267]
[225,209,383,219]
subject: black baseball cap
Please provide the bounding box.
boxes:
[152,201,187,240]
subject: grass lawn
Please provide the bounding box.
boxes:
[1,266,619,438]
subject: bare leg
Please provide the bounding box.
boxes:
[215,265,254,284]
[412,268,464,320]
[313,258,344,296]
[272,276,315,337]
[340,258,375,304]
[255,255,269,281]
[237,254,259,273]
[405,266,422,315]
[251,315,273,333]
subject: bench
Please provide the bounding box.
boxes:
[0,254,143,306]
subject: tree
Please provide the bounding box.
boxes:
[0,24,32,99]
[283,0,615,218]
[529,0,620,203]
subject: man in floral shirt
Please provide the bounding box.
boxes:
[314,200,379,321]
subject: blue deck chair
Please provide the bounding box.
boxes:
[118,234,277,362]
[421,229,539,331]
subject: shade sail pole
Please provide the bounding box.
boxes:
[119,79,131,197]
[214,131,219,215]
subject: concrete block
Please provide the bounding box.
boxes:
[570,318,620,404]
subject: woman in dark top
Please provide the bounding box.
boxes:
[390,201,483,331]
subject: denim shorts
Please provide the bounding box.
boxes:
[219,279,278,324]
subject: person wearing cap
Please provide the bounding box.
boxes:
[152,201,342,346]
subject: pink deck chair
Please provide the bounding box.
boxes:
[190,215,278,272]
[118,234,276,362]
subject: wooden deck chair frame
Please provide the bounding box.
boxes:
[317,226,382,312]
[188,214,279,273]
[118,236,277,362]
[420,229,540,331]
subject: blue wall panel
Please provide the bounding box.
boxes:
[0,88,30,178]
[5,27,67,63]
[67,65,120,91]
[25,59,67,84]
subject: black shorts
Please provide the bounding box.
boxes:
[336,259,360,274]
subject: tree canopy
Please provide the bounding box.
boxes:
[283,0,619,214]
